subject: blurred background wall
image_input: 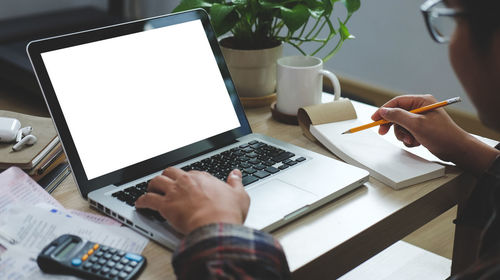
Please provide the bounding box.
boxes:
[0,0,475,115]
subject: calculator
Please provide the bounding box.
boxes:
[37,234,146,280]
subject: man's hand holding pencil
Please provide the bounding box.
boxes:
[369,94,499,175]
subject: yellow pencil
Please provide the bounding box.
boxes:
[342,97,461,134]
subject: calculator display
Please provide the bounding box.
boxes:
[55,240,78,260]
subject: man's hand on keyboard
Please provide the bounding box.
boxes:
[135,167,249,234]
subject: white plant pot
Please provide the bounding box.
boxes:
[220,39,283,98]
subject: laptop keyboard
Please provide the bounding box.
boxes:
[111,140,306,219]
[180,140,306,185]
[112,181,149,207]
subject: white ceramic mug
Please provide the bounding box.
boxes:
[276,56,341,116]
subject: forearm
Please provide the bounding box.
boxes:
[172,223,292,280]
[452,133,500,175]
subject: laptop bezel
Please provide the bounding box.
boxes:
[27,9,251,198]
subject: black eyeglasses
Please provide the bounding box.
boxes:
[421,0,467,43]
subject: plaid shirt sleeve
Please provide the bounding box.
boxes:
[172,223,292,280]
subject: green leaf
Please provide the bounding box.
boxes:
[304,0,322,9]
[341,0,360,14]
[280,4,310,32]
[172,0,212,12]
[210,3,235,20]
[210,4,239,36]
[322,0,333,16]
[308,8,324,18]
[305,0,325,18]
[338,18,355,40]
[258,0,286,9]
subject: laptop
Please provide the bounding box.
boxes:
[27,9,369,249]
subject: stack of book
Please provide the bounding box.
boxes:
[0,110,71,193]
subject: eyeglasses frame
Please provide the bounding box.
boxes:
[420,0,467,43]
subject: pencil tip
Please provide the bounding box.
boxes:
[341,131,350,135]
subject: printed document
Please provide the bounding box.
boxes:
[0,167,149,279]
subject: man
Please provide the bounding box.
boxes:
[135,0,500,278]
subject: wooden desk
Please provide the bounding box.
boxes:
[49,103,470,279]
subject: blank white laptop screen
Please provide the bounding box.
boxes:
[40,20,240,180]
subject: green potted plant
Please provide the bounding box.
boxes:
[173,0,360,100]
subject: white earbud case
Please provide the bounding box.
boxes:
[0,117,21,143]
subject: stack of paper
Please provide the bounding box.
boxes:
[0,110,68,193]
[0,110,59,170]
[298,98,445,190]
[310,119,445,189]
[0,167,149,279]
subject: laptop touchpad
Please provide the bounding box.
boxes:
[244,179,317,229]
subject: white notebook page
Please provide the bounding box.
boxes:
[310,119,445,189]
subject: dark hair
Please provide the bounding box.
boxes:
[458,0,500,48]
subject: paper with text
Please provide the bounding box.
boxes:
[0,204,148,257]
[0,167,149,279]
[68,209,121,226]
[0,167,120,226]
[0,167,63,214]
[0,245,76,280]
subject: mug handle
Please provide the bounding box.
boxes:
[319,70,341,101]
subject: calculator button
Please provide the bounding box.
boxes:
[117,250,126,257]
[109,248,117,254]
[93,244,99,250]
[98,258,107,265]
[87,249,94,255]
[92,264,102,271]
[101,246,109,252]
[112,255,121,262]
[95,251,104,257]
[125,253,143,262]
[120,258,129,265]
[100,266,110,275]
[90,256,98,262]
[129,261,138,267]
[81,254,88,261]
[71,258,82,266]
[106,260,116,267]
[124,266,133,273]
[104,253,112,259]
[83,262,92,269]
[110,269,119,276]
[118,272,129,279]
[115,263,124,270]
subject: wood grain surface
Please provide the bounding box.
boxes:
[50,104,465,279]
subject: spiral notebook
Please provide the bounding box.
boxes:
[299,99,445,189]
